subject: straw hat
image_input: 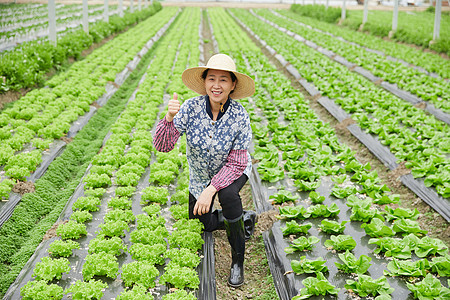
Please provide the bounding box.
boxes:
[181,54,255,99]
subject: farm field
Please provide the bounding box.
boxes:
[0,3,449,300]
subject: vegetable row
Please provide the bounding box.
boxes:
[211,7,449,299]
[0,2,162,92]
[290,4,450,56]
[279,8,450,80]
[0,5,172,202]
[18,7,204,300]
[232,8,449,199]
[256,9,449,113]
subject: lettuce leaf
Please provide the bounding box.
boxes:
[335,250,371,274]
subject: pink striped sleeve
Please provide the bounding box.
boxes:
[210,149,248,191]
[153,118,181,152]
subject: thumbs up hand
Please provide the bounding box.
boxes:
[166,92,180,123]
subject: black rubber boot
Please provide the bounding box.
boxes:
[213,209,225,230]
[243,210,257,241]
[225,217,245,288]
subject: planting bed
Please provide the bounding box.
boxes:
[0,3,449,300]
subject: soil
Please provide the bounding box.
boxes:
[12,181,35,195]
[42,220,67,241]
[213,183,279,300]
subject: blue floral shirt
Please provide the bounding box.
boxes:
[173,95,252,199]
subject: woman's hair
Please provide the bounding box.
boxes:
[202,69,237,82]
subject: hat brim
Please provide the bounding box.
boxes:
[182,66,255,99]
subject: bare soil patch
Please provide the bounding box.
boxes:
[12,181,35,195]
[213,183,278,300]
[42,220,67,241]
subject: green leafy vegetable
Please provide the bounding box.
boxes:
[141,186,169,205]
[32,257,70,282]
[292,272,339,299]
[164,247,201,268]
[361,218,395,237]
[291,256,328,274]
[335,250,372,274]
[70,210,93,223]
[48,240,80,258]
[121,261,159,289]
[318,219,347,234]
[88,235,127,256]
[116,284,153,300]
[82,252,119,280]
[308,191,325,204]
[168,229,204,251]
[385,258,429,277]
[129,243,166,264]
[406,273,450,300]
[66,279,108,300]
[393,219,427,236]
[324,235,356,251]
[281,221,312,236]
[285,236,320,254]
[56,220,87,240]
[159,264,200,289]
[369,237,412,259]
[21,280,63,300]
[345,275,394,298]
[270,189,298,204]
[98,220,130,237]
[383,206,420,222]
[161,289,197,300]
[307,203,340,218]
[279,205,311,220]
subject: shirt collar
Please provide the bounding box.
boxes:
[205,95,231,121]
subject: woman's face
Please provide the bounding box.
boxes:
[204,69,236,105]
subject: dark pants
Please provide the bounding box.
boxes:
[189,174,248,232]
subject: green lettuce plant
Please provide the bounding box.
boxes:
[88,235,127,256]
[20,280,63,300]
[369,237,413,259]
[291,256,328,274]
[56,221,87,240]
[70,210,93,223]
[361,218,395,237]
[345,275,394,298]
[281,221,312,236]
[161,289,197,300]
[116,284,153,300]
[32,257,70,282]
[285,236,320,254]
[292,272,339,299]
[164,248,201,268]
[318,219,347,234]
[430,255,450,277]
[82,252,119,280]
[159,264,200,289]
[279,205,311,220]
[384,258,429,277]
[129,243,166,264]
[335,250,372,274]
[270,189,298,204]
[393,219,427,236]
[324,235,356,251]
[406,273,450,300]
[122,261,159,289]
[66,279,108,300]
[48,240,80,258]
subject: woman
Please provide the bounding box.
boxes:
[153,53,257,288]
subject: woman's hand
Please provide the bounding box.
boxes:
[166,92,180,122]
[193,185,217,216]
